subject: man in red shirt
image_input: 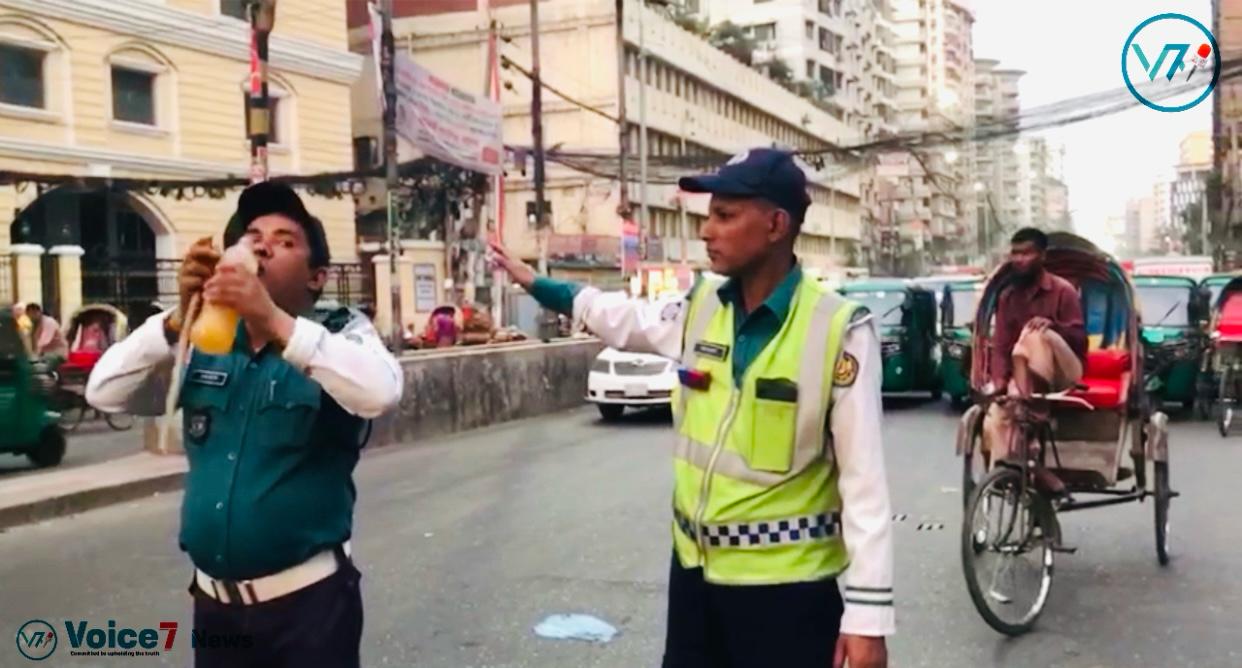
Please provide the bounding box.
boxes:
[984,228,1087,466]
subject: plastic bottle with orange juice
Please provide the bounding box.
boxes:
[190,237,258,355]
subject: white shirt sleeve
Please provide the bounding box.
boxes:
[85,311,177,417]
[281,312,403,419]
[572,287,688,360]
[830,314,896,636]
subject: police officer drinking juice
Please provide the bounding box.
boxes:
[87,182,403,667]
[490,149,894,668]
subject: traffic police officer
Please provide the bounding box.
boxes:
[492,149,894,668]
[87,182,403,667]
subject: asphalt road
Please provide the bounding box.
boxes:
[2,401,1240,667]
[0,417,145,481]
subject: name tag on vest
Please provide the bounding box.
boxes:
[188,369,229,387]
[693,341,730,361]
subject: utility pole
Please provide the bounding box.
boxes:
[679,109,689,268]
[530,0,549,275]
[615,0,632,274]
[246,0,277,185]
[380,0,403,352]
[637,0,649,260]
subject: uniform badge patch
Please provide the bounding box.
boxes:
[187,411,211,441]
[694,341,730,361]
[188,369,229,387]
[660,302,684,322]
[834,352,859,387]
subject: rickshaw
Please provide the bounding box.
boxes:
[1196,273,1239,418]
[838,278,941,398]
[1132,275,1208,411]
[956,232,1174,636]
[1208,276,1242,436]
[936,278,985,408]
[53,304,132,432]
[0,307,67,468]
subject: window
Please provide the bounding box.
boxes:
[805,21,814,40]
[806,60,816,78]
[111,66,156,125]
[0,43,44,108]
[243,94,281,144]
[220,0,248,20]
[752,23,776,42]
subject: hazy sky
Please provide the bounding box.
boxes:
[970,0,1213,252]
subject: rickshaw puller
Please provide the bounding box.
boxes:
[983,228,1087,485]
[86,182,403,668]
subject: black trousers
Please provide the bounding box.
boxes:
[662,553,844,668]
[190,556,364,668]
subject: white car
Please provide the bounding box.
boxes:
[586,347,678,420]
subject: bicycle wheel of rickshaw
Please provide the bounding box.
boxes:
[961,466,1055,636]
[1218,367,1234,437]
[105,411,134,431]
[962,422,986,509]
[54,392,85,433]
[1154,461,1172,566]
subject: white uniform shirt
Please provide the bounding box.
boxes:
[572,286,896,637]
[86,310,403,420]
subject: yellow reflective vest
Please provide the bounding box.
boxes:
[671,273,858,585]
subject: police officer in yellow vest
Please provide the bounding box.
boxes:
[491,149,893,668]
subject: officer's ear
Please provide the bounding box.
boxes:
[307,264,329,295]
[769,207,795,244]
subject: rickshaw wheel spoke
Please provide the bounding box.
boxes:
[961,466,1054,636]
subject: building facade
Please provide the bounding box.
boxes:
[1172,130,1213,254]
[972,57,1021,257]
[0,0,361,322]
[353,0,864,291]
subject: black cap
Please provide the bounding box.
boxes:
[679,149,812,222]
[224,181,331,267]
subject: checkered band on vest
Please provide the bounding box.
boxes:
[674,509,841,548]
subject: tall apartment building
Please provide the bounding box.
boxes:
[0,0,361,322]
[1214,0,1242,254]
[1172,130,1213,254]
[697,0,899,139]
[886,0,975,269]
[972,57,1022,256]
[351,0,864,286]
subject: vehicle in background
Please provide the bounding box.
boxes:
[1200,273,1238,309]
[1127,256,1214,281]
[587,347,677,421]
[838,278,941,398]
[1133,275,1209,412]
[937,279,985,408]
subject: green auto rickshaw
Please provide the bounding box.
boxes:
[1201,273,1238,308]
[0,307,66,467]
[839,278,941,398]
[936,278,984,408]
[1133,275,1209,411]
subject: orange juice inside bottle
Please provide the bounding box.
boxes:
[190,238,258,356]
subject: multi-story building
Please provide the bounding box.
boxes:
[696,0,898,139]
[1172,130,1213,254]
[1044,177,1070,232]
[354,0,863,289]
[0,0,362,322]
[972,57,1022,256]
[1214,0,1242,254]
[1152,179,1173,252]
[886,0,975,270]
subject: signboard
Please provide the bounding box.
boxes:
[621,219,640,274]
[547,234,621,267]
[394,52,503,174]
[1130,256,1214,279]
[414,263,437,312]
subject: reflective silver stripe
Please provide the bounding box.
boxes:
[675,280,724,431]
[674,507,841,548]
[791,290,848,471]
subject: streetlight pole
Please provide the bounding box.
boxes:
[637,0,649,261]
[530,0,549,275]
[615,0,631,274]
[380,0,403,352]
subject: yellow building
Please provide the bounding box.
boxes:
[0,0,362,323]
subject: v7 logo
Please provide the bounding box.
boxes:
[1132,43,1190,81]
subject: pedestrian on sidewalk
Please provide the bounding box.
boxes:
[491,149,894,668]
[85,182,403,668]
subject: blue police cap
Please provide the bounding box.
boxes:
[678,148,812,222]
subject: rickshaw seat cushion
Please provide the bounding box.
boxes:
[1067,349,1129,409]
[67,350,102,368]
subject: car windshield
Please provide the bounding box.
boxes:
[848,291,906,326]
[1138,286,1190,327]
[950,288,982,327]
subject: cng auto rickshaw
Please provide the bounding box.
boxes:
[937,278,984,408]
[838,278,941,398]
[1200,272,1237,308]
[0,307,67,467]
[956,233,1173,636]
[1133,275,1208,411]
